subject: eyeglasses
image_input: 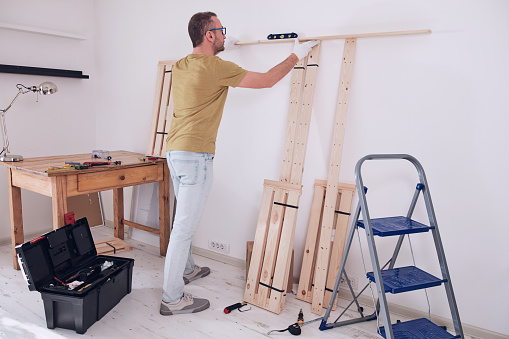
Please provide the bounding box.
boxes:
[209,27,226,35]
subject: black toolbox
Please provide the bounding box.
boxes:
[15,217,135,334]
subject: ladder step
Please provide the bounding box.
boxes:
[367,266,445,294]
[358,216,434,237]
[379,318,460,338]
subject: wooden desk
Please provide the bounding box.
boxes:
[2,150,171,270]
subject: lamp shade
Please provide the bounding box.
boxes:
[39,82,58,95]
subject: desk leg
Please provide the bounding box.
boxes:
[159,163,171,256]
[7,169,23,270]
[113,188,124,239]
[51,176,68,229]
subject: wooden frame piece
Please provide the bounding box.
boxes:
[236,29,431,46]
[311,38,357,315]
[147,61,177,158]
[296,179,355,309]
[244,44,321,313]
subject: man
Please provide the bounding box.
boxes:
[160,11,318,316]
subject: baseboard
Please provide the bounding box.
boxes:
[192,246,246,268]
[337,288,507,339]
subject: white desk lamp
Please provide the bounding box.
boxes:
[0,82,58,162]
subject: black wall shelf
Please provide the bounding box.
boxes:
[0,64,89,79]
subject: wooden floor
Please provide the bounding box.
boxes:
[0,226,477,339]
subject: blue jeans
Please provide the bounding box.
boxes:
[162,151,214,303]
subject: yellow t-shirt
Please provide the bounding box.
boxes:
[165,54,248,154]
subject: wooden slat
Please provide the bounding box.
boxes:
[263,179,301,192]
[113,188,124,239]
[160,82,175,157]
[289,44,321,185]
[268,189,301,313]
[280,58,306,182]
[94,237,133,255]
[159,163,171,255]
[296,181,326,302]
[147,63,166,156]
[244,186,275,303]
[124,219,159,235]
[153,64,173,157]
[7,168,23,270]
[323,188,354,308]
[51,175,68,229]
[312,38,357,315]
[255,188,287,306]
[236,29,431,46]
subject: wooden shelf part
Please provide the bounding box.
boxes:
[0,22,86,40]
[0,64,89,79]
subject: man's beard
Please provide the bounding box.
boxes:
[213,39,225,55]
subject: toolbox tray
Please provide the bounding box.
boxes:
[16,217,134,334]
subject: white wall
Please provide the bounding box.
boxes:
[0,1,96,238]
[94,0,509,335]
[1,0,507,336]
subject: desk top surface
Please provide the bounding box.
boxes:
[0,150,165,176]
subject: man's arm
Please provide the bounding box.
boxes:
[237,39,319,89]
[238,54,298,89]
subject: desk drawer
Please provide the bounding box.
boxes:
[77,166,162,192]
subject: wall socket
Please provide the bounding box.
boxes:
[208,240,230,254]
[339,275,358,291]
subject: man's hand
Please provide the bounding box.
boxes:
[224,36,240,51]
[292,39,320,60]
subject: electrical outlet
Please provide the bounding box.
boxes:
[339,275,358,291]
[208,240,230,254]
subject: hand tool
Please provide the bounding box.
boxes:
[223,302,249,314]
[83,161,121,166]
[267,32,298,40]
[297,308,304,324]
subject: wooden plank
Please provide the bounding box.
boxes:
[255,188,287,306]
[124,219,159,235]
[289,44,321,185]
[280,58,306,183]
[147,63,166,156]
[296,181,326,302]
[263,179,301,192]
[312,38,357,315]
[7,168,23,270]
[244,186,275,303]
[51,176,68,229]
[268,189,301,313]
[323,188,354,308]
[1,151,163,176]
[246,241,293,293]
[113,188,124,239]
[11,169,51,196]
[161,75,175,157]
[236,29,431,46]
[94,237,133,255]
[159,162,171,256]
[153,65,173,157]
[76,166,161,192]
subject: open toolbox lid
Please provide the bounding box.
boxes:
[16,217,97,292]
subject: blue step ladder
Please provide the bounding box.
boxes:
[319,154,464,339]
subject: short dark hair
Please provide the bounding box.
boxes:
[188,12,217,48]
